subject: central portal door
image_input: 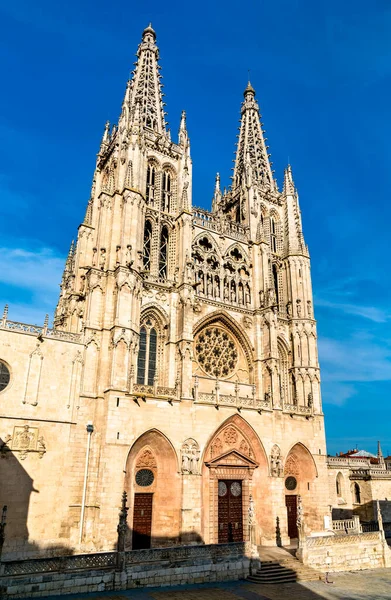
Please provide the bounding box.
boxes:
[132,493,153,549]
[285,494,298,538]
[218,480,243,543]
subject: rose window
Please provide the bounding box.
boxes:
[195,327,238,378]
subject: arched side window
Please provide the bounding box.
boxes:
[354,482,361,504]
[159,226,169,279]
[137,322,158,385]
[272,263,279,306]
[146,165,155,205]
[143,220,152,271]
[278,341,289,405]
[161,171,171,212]
[270,217,277,253]
[137,327,147,384]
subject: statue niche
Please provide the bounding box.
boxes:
[270,444,283,477]
[181,438,200,474]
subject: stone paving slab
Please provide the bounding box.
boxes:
[25,568,391,600]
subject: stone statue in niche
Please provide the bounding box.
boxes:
[92,248,97,267]
[181,439,200,474]
[207,275,213,296]
[224,280,229,301]
[286,301,292,317]
[79,275,86,295]
[267,288,276,306]
[270,444,283,477]
[115,246,121,265]
[296,299,302,317]
[307,300,312,317]
[245,284,251,306]
[99,248,106,270]
[125,245,133,268]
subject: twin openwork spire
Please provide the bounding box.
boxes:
[125,24,168,135]
[233,82,275,193]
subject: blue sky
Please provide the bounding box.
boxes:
[0,0,390,455]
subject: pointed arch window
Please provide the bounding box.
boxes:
[159,226,169,279]
[278,342,289,404]
[161,171,171,212]
[137,321,158,385]
[146,165,156,205]
[143,220,152,271]
[272,263,279,306]
[354,482,361,504]
[270,217,277,253]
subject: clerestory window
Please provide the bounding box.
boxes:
[146,165,156,205]
[271,217,277,253]
[137,323,158,386]
[159,226,169,279]
[143,220,152,271]
[161,171,171,212]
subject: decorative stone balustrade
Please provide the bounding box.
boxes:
[283,403,312,416]
[332,516,362,535]
[193,377,271,411]
[132,382,177,399]
[125,541,249,565]
[1,551,117,576]
[193,207,248,242]
[327,456,371,468]
[0,319,82,343]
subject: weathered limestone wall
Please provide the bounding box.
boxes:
[0,328,83,559]
[301,532,391,572]
[0,544,251,599]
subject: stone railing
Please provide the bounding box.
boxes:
[0,551,117,576]
[196,392,271,412]
[125,541,249,565]
[0,319,82,343]
[132,383,177,398]
[327,456,372,468]
[0,542,250,577]
[283,403,312,416]
[193,207,248,242]
[193,376,272,411]
[305,531,381,548]
[332,516,362,534]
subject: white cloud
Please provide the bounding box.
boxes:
[321,382,357,407]
[0,247,64,293]
[315,297,389,323]
[319,335,391,383]
[0,246,65,324]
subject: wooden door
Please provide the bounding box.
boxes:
[218,480,243,543]
[285,494,298,538]
[132,493,153,549]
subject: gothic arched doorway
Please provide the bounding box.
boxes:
[202,415,269,545]
[125,429,180,549]
[284,443,317,539]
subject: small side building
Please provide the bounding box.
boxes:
[328,443,391,527]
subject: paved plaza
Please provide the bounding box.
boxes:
[32,568,391,600]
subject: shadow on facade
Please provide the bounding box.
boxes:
[0,441,71,561]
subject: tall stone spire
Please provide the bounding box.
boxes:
[233,82,275,192]
[124,24,168,134]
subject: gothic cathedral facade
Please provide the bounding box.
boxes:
[0,25,330,559]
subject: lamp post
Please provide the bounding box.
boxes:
[79,423,94,545]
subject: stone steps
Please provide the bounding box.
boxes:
[248,558,322,585]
